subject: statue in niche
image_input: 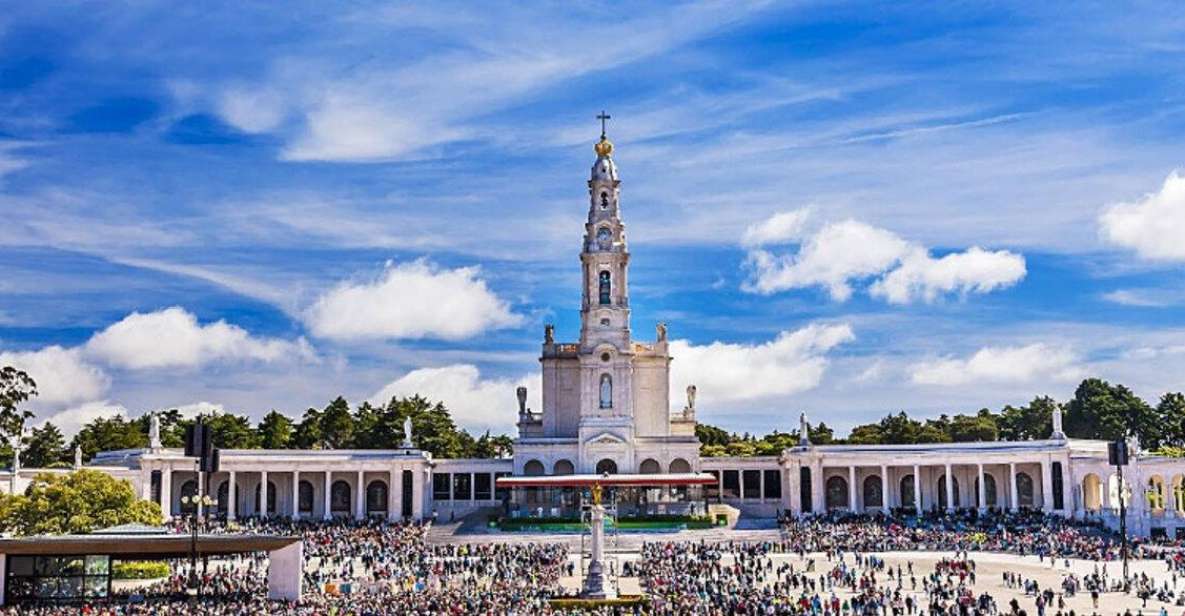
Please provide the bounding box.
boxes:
[656,322,667,343]
[599,374,613,409]
[402,416,414,448]
[544,324,555,345]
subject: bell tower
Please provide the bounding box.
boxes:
[580,112,631,351]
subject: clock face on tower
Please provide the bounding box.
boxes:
[596,227,612,250]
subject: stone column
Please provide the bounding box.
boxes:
[811,461,825,514]
[977,464,986,512]
[323,472,332,520]
[393,467,404,521]
[1009,463,1019,512]
[227,471,237,521]
[881,465,890,511]
[412,469,425,521]
[388,470,397,521]
[944,463,954,511]
[260,471,269,518]
[355,470,365,520]
[1061,458,1074,518]
[1041,460,1054,513]
[848,466,858,512]
[913,464,922,514]
[759,470,766,502]
[161,469,173,521]
[291,471,300,519]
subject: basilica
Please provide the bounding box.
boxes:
[5,129,1185,538]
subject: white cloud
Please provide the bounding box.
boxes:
[370,364,536,434]
[870,246,1026,304]
[304,259,522,341]
[36,401,130,437]
[742,213,1025,302]
[85,306,314,370]
[1100,171,1185,260]
[669,323,854,408]
[741,209,811,247]
[909,344,1084,386]
[216,85,288,133]
[1102,289,1172,308]
[0,346,109,407]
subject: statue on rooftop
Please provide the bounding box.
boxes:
[402,416,414,449]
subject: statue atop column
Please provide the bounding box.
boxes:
[1051,406,1066,440]
[544,324,555,345]
[402,416,414,449]
[799,412,811,447]
[656,322,667,343]
[683,384,696,420]
[149,413,162,451]
[516,386,529,417]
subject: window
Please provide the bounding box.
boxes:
[7,555,110,604]
[298,480,314,513]
[453,473,472,500]
[331,480,351,513]
[1052,462,1065,510]
[475,473,492,500]
[763,470,782,499]
[900,475,916,509]
[600,191,609,209]
[598,271,611,305]
[722,470,740,499]
[1016,472,1035,508]
[800,468,813,512]
[367,481,388,514]
[863,475,883,508]
[742,470,761,499]
[599,373,612,409]
[826,476,849,510]
[433,473,451,500]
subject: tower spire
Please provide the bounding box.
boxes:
[597,110,611,138]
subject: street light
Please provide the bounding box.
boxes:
[180,493,216,597]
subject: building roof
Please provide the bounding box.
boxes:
[497,472,717,488]
[0,532,299,558]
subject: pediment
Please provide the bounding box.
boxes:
[585,432,627,446]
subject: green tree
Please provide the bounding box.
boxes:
[944,411,999,442]
[256,411,294,449]
[0,469,161,536]
[22,423,67,468]
[70,415,147,463]
[293,408,324,449]
[319,397,355,449]
[695,424,731,450]
[0,367,37,464]
[998,396,1056,441]
[1063,378,1158,446]
[199,413,259,449]
[848,412,950,445]
[1156,392,1185,448]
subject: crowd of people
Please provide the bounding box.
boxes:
[0,511,1182,614]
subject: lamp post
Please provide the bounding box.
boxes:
[180,492,216,597]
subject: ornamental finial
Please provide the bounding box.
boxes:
[594,110,613,157]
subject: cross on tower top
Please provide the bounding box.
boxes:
[597,110,611,138]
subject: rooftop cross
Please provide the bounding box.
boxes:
[597,110,611,138]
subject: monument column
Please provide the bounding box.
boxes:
[323,471,332,520]
[161,469,173,521]
[848,466,858,512]
[1041,459,1055,513]
[355,470,365,520]
[260,471,269,518]
[291,471,300,519]
[881,465,890,511]
[944,464,954,511]
[227,471,237,521]
[913,464,922,514]
[1009,463,1019,512]
[412,469,425,521]
[976,464,986,512]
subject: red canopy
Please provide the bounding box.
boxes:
[496,472,717,488]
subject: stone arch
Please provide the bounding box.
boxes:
[1173,474,1185,514]
[1147,475,1166,512]
[669,458,692,474]
[298,480,315,515]
[937,476,960,509]
[1082,473,1103,512]
[553,459,575,475]
[366,480,388,515]
[863,475,883,508]
[595,458,618,475]
[215,481,230,516]
[1016,472,1034,508]
[975,474,998,508]
[523,460,545,476]
[639,459,661,474]
[825,475,849,510]
[899,475,916,509]
[254,481,277,516]
[330,480,351,514]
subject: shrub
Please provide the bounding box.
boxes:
[112,561,170,580]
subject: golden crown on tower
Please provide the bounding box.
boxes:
[594,136,614,158]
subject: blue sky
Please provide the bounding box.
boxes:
[3,2,1185,437]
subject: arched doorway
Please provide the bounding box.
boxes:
[366,480,388,516]
[330,480,351,515]
[826,476,849,510]
[863,475,883,509]
[1147,476,1166,512]
[553,459,575,475]
[669,458,692,474]
[975,474,998,508]
[900,475,916,510]
[523,460,545,476]
[298,480,315,515]
[639,459,661,474]
[1082,474,1102,512]
[1016,472,1034,508]
[596,459,618,475]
